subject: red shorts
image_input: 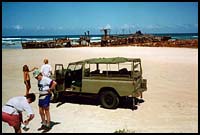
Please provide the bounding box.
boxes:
[2,112,22,128]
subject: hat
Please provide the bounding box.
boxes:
[33,69,41,78]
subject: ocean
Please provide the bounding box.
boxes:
[2,33,198,49]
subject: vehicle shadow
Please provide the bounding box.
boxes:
[52,91,144,111]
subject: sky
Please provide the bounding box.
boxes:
[2,2,198,36]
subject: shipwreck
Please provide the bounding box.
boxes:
[100,29,172,46]
[21,37,72,49]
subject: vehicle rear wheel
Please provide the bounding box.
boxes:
[100,91,119,109]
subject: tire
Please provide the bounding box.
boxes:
[100,91,119,109]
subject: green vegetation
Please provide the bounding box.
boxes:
[114,128,135,133]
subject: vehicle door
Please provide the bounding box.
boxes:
[67,63,83,92]
[54,64,65,91]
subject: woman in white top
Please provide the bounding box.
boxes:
[41,58,52,77]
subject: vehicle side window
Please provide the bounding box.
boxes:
[84,63,132,78]
[89,64,106,76]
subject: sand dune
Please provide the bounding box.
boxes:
[2,47,198,133]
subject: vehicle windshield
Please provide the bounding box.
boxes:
[67,64,82,71]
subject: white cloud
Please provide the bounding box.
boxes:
[36,26,45,30]
[104,24,111,29]
[180,24,189,28]
[121,24,138,29]
[146,25,154,29]
[13,25,23,30]
[99,24,111,30]
[146,24,161,29]
[163,24,174,29]
[58,27,63,30]
[173,24,195,29]
[121,24,129,29]
[130,24,136,29]
[98,26,103,30]
[120,24,140,31]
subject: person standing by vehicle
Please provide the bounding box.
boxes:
[41,58,52,78]
[33,69,57,131]
[2,93,36,133]
[23,65,38,96]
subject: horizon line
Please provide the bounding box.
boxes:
[2,32,198,37]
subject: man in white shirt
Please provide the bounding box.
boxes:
[40,58,52,77]
[2,93,36,133]
[33,69,57,132]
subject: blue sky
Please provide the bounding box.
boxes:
[2,2,198,36]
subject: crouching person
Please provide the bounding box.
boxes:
[33,69,57,132]
[2,93,36,133]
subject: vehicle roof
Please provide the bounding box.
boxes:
[69,57,141,64]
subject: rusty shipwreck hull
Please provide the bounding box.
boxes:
[21,38,72,49]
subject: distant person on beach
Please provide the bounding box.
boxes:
[33,69,57,131]
[41,58,52,78]
[23,65,38,96]
[2,93,36,133]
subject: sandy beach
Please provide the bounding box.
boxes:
[2,46,198,133]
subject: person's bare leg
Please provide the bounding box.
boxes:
[25,85,29,96]
[14,126,21,133]
[39,107,46,125]
[44,107,51,127]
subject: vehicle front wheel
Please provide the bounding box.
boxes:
[100,91,119,109]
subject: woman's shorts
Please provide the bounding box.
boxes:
[38,94,51,108]
[2,112,22,128]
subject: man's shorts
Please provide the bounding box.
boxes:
[38,94,51,108]
[2,112,22,128]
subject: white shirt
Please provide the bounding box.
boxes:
[38,76,52,94]
[2,96,34,115]
[41,64,52,77]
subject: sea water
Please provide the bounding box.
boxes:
[2,33,198,49]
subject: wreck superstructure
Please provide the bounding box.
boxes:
[78,31,90,46]
[100,29,171,47]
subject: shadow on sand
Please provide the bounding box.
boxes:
[40,121,61,133]
[51,91,144,111]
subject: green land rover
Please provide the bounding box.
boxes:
[51,57,147,109]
